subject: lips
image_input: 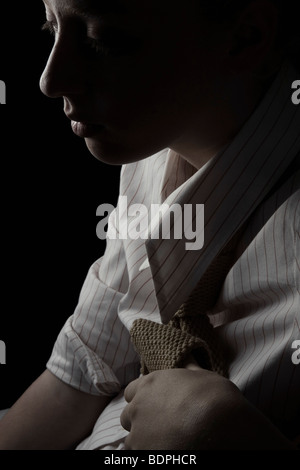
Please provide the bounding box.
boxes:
[71,121,104,138]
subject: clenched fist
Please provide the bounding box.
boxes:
[120,368,294,450]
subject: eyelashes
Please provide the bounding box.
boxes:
[41,20,57,36]
[41,20,124,57]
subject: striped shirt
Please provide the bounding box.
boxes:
[47,62,300,449]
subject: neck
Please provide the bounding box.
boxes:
[171,74,271,170]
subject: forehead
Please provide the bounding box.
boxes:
[42,0,206,38]
[42,0,193,19]
[43,0,147,15]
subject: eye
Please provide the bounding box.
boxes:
[41,20,122,57]
[41,19,140,59]
[41,20,58,36]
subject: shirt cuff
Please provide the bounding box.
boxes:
[46,316,121,396]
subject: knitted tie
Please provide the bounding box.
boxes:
[130,231,241,377]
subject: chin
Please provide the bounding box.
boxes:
[85,136,155,166]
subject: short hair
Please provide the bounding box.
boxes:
[198,0,300,70]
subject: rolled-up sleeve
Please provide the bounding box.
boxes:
[46,209,141,396]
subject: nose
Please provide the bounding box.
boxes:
[40,33,86,98]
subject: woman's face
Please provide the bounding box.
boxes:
[40,0,231,164]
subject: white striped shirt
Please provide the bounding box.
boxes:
[47,62,300,449]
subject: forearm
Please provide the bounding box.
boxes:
[0,369,112,450]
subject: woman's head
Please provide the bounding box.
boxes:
[40,0,298,167]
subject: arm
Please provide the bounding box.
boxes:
[0,369,112,450]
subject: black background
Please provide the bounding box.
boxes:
[0,3,120,408]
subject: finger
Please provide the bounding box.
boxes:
[120,403,131,432]
[124,376,143,402]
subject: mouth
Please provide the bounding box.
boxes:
[70,120,104,138]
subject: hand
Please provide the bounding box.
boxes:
[120,368,294,450]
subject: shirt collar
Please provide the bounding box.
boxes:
[145,61,300,324]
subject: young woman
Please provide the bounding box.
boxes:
[0,0,299,449]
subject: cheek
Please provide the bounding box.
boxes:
[90,43,184,112]
[94,73,178,129]
[88,40,220,134]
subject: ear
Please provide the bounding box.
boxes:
[225,0,280,73]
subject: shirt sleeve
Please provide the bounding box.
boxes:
[46,208,141,396]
